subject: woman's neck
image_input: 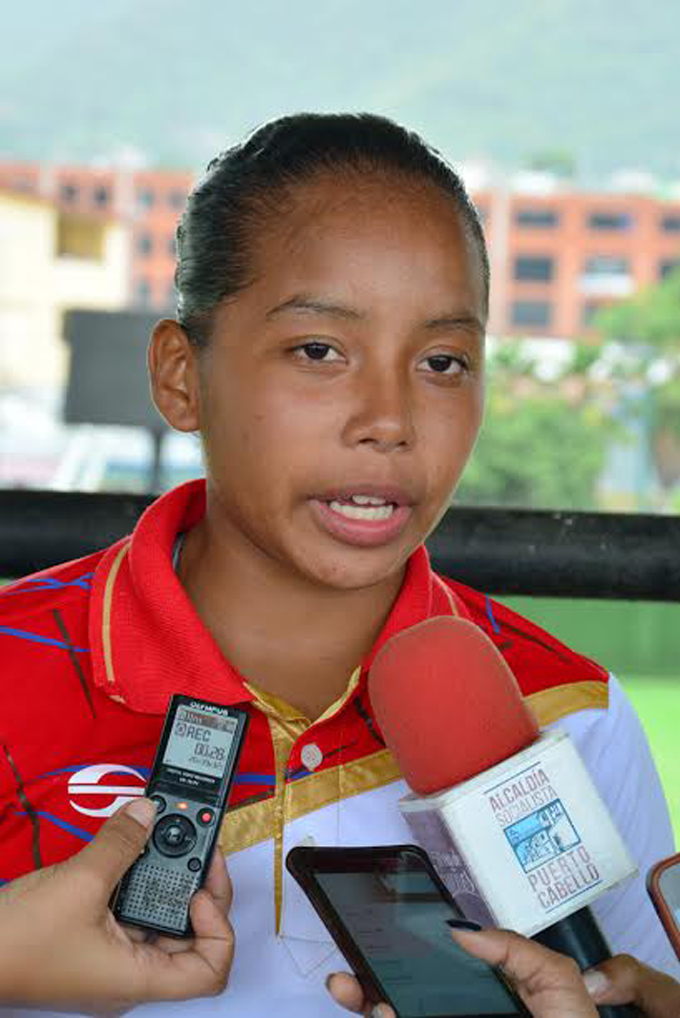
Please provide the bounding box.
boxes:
[176,517,405,720]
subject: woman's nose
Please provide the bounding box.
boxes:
[341,366,416,453]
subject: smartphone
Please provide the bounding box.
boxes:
[647,851,680,960]
[286,844,531,1017]
[112,694,248,937]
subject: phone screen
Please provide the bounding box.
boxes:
[315,851,522,1016]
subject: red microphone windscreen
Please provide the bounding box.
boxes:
[368,616,540,795]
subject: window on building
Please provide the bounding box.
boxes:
[659,259,680,279]
[510,300,552,328]
[582,302,605,327]
[56,214,105,260]
[515,208,559,228]
[660,213,680,232]
[583,255,630,276]
[60,182,79,204]
[513,255,554,282]
[137,187,155,209]
[136,278,152,307]
[168,189,187,210]
[92,185,110,207]
[136,232,154,256]
[587,211,633,231]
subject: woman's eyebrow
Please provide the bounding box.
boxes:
[423,313,484,333]
[265,297,484,334]
[265,295,365,321]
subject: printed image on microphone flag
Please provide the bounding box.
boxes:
[504,799,580,873]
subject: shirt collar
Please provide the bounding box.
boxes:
[89,479,468,715]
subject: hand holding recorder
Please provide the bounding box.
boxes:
[0,798,234,1015]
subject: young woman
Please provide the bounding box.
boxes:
[0,113,676,1016]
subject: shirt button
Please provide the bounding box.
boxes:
[300,743,323,771]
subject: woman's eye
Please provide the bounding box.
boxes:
[421,354,468,376]
[293,341,342,362]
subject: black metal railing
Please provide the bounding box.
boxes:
[1,489,678,601]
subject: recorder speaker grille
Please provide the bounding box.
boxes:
[117,861,199,929]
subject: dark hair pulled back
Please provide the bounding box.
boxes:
[175,112,489,347]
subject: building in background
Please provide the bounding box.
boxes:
[0,160,192,315]
[1,159,679,341]
[475,186,680,339]
[0,188,129,390]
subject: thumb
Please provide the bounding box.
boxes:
[68,798,157,897]
[450,926,582,988]
[585,955,680,1017]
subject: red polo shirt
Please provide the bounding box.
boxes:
[0,480,607,881]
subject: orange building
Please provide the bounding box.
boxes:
[477,189,680,338]
[1,159,679,339]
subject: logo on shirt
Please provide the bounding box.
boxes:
[68,763,146,817]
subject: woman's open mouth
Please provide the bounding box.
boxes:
[308,491,413,547]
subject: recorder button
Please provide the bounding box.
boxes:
[153,814,197,857]
[165,824,184,846]
[187,857,202,872]
[150,794,166,815]
[197,808,214,826]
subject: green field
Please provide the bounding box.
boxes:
[501,597,680,848]
[621,676,680,846]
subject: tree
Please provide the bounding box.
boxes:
[593,268,680,492]
[455,347,609,510]
[594,267,680,355]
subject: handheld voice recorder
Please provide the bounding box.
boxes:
[112,693,248,937]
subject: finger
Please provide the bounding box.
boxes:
[450,927,582,993]
[183,888,235,987]
[587,955,680,1016]
[138,891,234,1001]
[326,972,365,1013]
[121,923,152,944]
[325,973,395,1018]
[583,955,638,1003]
[152,934,194,955]
[66,799,157,898]
[202,851,232,915]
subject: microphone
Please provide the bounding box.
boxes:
[369,616,641,1017]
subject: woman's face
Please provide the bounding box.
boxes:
[178,171,486,591]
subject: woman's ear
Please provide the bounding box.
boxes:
[148,319,201,432]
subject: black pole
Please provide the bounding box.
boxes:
[0,490,678,599]
[148,428,165,494]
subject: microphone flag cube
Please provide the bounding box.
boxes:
[399,728,637,936]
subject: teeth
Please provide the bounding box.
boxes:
[351,495,387,506]
[329,500,395,521]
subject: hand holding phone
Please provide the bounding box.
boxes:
[647,851,680,960]
[286,844,531,1017]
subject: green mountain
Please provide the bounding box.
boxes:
[1,0,678,180]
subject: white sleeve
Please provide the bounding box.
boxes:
[550,673,679,978]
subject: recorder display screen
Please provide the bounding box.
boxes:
[164,706,239,777]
